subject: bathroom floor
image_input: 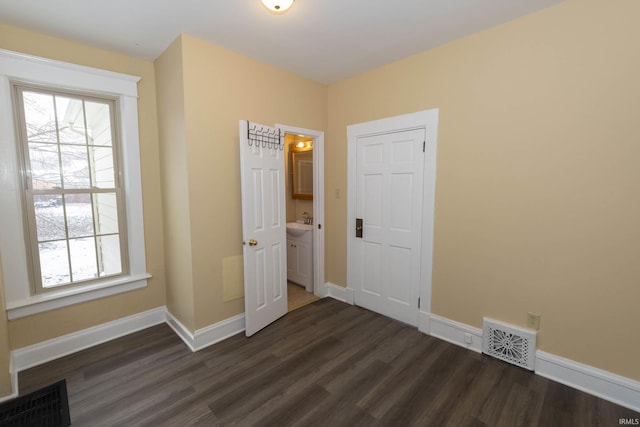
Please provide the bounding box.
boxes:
[287,282,319,312]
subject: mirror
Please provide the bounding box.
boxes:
[291,146,313,200]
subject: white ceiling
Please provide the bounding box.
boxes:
[0,0,564,84]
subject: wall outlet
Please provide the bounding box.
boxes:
[527,312,540,330]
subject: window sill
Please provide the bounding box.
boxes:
[6,273,151,320]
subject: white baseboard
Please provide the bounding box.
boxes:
[193,313,245,351]
[0,387,17,404]
[12,306,166,373]
[165,311,245,352]
[536,350,640,413]
[325,282,354,304]
[418,310,431,335]
[422,312,640,413]
[0,358,18,403]
[165,311,196,352]
[428,313,483,353]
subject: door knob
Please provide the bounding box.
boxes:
[248,239,258,246]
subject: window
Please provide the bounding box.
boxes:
[0,49,150,319]
[13,85,128,292]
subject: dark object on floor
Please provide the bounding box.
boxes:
[0,379,70,427]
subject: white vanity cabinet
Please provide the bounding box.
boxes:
[286,231,313,292]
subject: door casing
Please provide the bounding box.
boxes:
[276,123,325,298]
[347,109,439,324]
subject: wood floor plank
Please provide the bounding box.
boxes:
[17,299,639,426]
[475,358,539,424]
[357,337,447,419]
[374,345,474,425]
[236,383,331,427]
[207,336,339,422]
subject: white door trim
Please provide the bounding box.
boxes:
[347,109,439,316]
[276,124,325,298]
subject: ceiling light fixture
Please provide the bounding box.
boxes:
[260,0,295,14]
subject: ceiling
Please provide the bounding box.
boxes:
[0,0,564,84]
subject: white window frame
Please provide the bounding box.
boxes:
[14,84,130,293]
[0,49,151,320]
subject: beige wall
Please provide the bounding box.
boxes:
[155,37,196,331]
[326,0,640,380]
[159,34,327,330]
[0,23,166,348]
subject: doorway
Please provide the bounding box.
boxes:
[346,110,439,325]
[239,120,325,336]
[281,127,324,312]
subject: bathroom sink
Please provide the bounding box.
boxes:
[286,222,313,237]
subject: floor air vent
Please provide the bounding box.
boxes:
[482,318,537,371]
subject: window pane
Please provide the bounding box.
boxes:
[69,238,98,281]
[23,92,57,143]
[17,86,126,293]
[65,194,94,238]
[60,145,90,188]
[97,235,122,276]
[93,193,119,235]
[34,195,66,241]
[28,143,61,189]
[56,96,87,145]
[90,146,115,188]
[39,240,70,287]
[85,101,112,146]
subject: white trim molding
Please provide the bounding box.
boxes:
[0,49,139,97]
[418,310,431,335]
[276,123,326,300]
[324,282,354,305]
[12,306,166,372]
[6,274,151,320]
[0,48,150,319]
[0,359,19,404]
[166,311,245,352]
[164,311,196,352]
[536,351,640,413]
[346,109,439,322]
[194,314,245,351]
[428,313,483,353]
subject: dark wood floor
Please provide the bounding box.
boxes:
[19,299,639,426]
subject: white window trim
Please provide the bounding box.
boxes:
[0,49,151,320]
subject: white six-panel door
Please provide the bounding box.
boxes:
[354,128,426,326]
[239,120,287,336]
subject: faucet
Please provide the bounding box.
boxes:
[301,212,312,225]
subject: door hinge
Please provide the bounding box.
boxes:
[423,141,426,152]
[418,297,421,308]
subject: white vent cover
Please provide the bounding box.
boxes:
[482,318,537,371]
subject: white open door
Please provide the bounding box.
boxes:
[239,120,287,336]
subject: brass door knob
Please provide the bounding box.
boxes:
[248,239,258,246]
